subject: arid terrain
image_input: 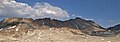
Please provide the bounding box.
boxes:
[0,18,120,42]
[0,0,120,42]
[0,28,120,42]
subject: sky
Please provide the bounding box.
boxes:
[0,0,120,28]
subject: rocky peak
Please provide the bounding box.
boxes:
[1,17,34,23]
[0,17,119,42]
[108,24,120,31]
[36,17,105,34]
[1,17,117,37]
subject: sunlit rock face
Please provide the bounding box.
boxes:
[1,18,34,23]
[0,18,41,32]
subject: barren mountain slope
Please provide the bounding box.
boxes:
[0,18,120,42]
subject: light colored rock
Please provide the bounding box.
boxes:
[16,28,19,31]
[49,28,52,30]
[101,39,105,40]
[86,37,89,39]
[107,41,111,42]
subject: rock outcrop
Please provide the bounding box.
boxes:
[1,17,34,23]
[0,18,42,36]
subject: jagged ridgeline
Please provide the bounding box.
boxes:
[0,17,119,37]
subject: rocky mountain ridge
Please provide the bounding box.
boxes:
[0,17,119,37]
[35,17,105,34]
[108,24,120,35]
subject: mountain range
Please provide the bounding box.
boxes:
[0,17,120,37]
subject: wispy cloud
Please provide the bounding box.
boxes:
[0,0,69,20]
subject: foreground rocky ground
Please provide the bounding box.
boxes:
[0,27,120,42]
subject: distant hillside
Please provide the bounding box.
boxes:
[0,17,119,37]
